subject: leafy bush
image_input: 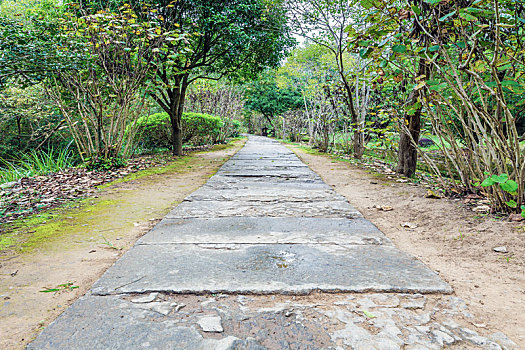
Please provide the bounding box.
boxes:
[182,112,223,146]
[480,173,525,217]
[227,119,242,138]
[85,156,127,171]
[133,112,239,150]
[133,112,172,150]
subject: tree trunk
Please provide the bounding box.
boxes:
[396,58,430,177]
[396,109,421,177]
[265,114,276,137]
[322,125,329,152]
[353,130,364,159]
[340,73,363,159]
[171,113,183,156]
[16,115,22,149]
[151,72,189,157]
[172,75,188,156]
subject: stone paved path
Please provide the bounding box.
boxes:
[28,136,517,349]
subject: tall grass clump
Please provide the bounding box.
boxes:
[0,148,75,184]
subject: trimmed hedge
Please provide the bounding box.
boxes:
[134,112,172,149]
[133,112,239,150]
[182,112,223,145]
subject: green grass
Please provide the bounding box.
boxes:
[0,148,75,184]
[420,134,452,151]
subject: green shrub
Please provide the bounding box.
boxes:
[0,83,69,160]
[215,118,242,143]
[133,112,172,150]
[226,119,242,138]
[85,156,127,171]
[182,112,223,145]
[133,112,228,150]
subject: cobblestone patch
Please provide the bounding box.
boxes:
[29,292,518,349]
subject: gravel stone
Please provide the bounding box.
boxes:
[493,246,508,253]
[459,327,498,347]
[130,292,158,304]
[138,302,177,316]
[413,313,431,324]
[197,316,223,333]
[415,326,431,334]
[200,335,238,349]
[401,295,426,310]
[370,294,400,308]
[431,329,456,346]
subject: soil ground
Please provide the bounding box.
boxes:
[0,140,245,350]
[287,144,525,348]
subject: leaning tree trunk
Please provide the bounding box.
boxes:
[396,58,430,177]
[265,114,276,137]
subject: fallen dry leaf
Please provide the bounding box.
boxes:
[374,205,393,211]
[473,205,491,213]
[465,193,482,200]
[425,189,442,199]
[0,153,176,230]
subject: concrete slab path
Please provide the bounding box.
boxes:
[28,136,516,349]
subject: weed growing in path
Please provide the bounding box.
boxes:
[39,282,79,294]
[101,236,122,250]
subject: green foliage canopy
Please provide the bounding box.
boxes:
[0,1,82,87]
[87,0,295,155]
[245,75,303,120]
